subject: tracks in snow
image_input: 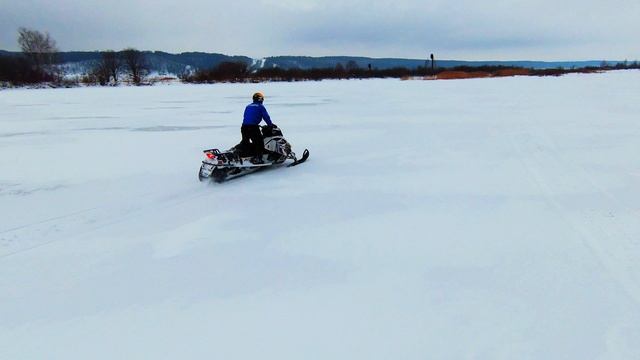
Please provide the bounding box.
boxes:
[0,183,212,259]
[510,119,640,305]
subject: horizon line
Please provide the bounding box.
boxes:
[0,49,628,63]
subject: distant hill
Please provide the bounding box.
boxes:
[53,51,253,75]
[262,56,606,70]
[0,49,612,75]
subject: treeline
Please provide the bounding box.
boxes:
[183,60,455,83]
[183,61,640,83]
[1,48,150,87]
[0,27,150,87]
[529,61,640,76]
[183,60,436,83]
[0,54,59,84]
[82,49,148,85]
[0,28,61,85]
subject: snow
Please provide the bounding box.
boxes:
[1,71,640,359]
[251,57,267,69]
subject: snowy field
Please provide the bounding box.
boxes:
[2,71,640,359]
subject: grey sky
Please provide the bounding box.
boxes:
[1,0,638,60]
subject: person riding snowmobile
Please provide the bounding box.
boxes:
[241,92,274,164]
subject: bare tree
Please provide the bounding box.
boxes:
[101,50,121,83]
[90,51,119,86]
[90,61,111,85]
[17,27,58,72]
[122,48,146,85]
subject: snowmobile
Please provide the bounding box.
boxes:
[198,125,309,183]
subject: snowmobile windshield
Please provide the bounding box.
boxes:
[262,125,282,137]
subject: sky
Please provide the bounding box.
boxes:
[0,0,638,61]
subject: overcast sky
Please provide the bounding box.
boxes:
[1,0,638,60]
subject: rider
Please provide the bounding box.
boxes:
[242,92,274,164]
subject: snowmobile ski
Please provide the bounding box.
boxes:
[288,149,310,167]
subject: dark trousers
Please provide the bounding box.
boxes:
[241,125,263,157]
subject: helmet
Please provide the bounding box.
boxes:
[252,92,264,103]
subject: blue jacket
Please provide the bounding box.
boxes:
[242,102,273,126]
